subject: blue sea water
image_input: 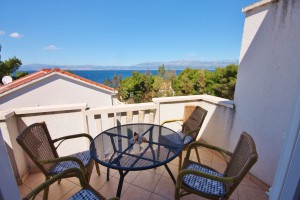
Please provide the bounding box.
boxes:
[23,69,184,84]
[72,70,162,84]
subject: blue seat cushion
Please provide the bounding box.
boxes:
[176,131,195,146]
[182,162,226,196]
[50,150,91,174]
[68,189,101,200]
[162,131,194,146]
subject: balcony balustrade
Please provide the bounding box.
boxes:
[0,95,268,199]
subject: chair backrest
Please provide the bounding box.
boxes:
[16,122,58,175]
[224,132,258,194]
[182,105,208,139]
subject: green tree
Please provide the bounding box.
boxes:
[15,71,28,79]
[157,64,165,78]
[0,57,22,80]
[152,76,164,97]
[104,74,122,89]
[204,64,238,100]
[172,68,205,96]
[120,71,153,103]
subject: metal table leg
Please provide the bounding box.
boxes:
[116,170,129,197]
[164,164,176,184]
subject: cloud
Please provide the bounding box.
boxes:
[0,30,5,35]
[9,32,24,39]
[44,45,60,51]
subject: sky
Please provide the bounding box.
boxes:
[0,0,258,66]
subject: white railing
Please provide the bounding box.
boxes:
[85,102,158,138]
[0,94,234,185]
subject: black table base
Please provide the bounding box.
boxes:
[106,164,176,197]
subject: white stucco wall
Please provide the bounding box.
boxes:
[0,129,21,200]
[231,0,300,186]
[154,95,235,147]
[0,104,89,183]
[0,74,114,110]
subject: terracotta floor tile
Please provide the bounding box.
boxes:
[99,176,129,198]
[100,166,118,177]
[162,163,179,180]
[190,155,201,163]
[237,184,268,200]
[121,184,152,200]
[59,185,81,200]
[169,156,180,166]
[113,170,140,183]
[199,160,212,167]
[211,163,226,174]
[40,179,77,200]
[181,193,207,200]
[149,193,169,200]
[23,172,45,189]
[153,176,176,200]
[197,148,213,162]
[66,177,81,186]
[146,165,166,175]
[89,171,111,191]
[20,164,269,200]
[229,190,239,200]
[212,153,227,166]
[19,184,42,199]
[132,171,161,192]
[66,165,102,186]
[239,176,262,190]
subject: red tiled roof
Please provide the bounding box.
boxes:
[0,68,117,95]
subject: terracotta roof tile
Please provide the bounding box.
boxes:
[0,68,117,95]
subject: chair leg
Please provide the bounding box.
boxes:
[95,163,100,176]
[107,167,110,181]
[174,184,181,200]
[43,177,50,200]
[195,147,201,163]
[178,152,183,172]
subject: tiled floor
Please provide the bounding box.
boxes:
[18,148,269,200]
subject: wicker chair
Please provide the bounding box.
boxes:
[161,105,207,171]
[175,132,258,200]
[23,168,118,200]
[17,122,100,200]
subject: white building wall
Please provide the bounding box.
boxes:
[154,95,235,148]
[231,0,300,186]
[0,129,21,200]
[0,74,114,110]
[0,104,89,183]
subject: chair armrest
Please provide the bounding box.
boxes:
[187,141,232,157]
[184,141,232,165]
[52,133,93,149]
[38,156,87,177]
[23,168,85,200]
[176,168,234,191]
[161,119,183,126]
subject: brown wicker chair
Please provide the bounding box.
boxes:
[161,105,207,171]
[17,122,100,200]
[175,132,258,200]
[23,168,118,200]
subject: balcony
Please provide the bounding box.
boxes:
[0,95,269,199]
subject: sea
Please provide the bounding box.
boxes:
[22,69,184,84]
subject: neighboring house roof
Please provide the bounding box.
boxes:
[0,68,117,96]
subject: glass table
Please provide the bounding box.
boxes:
[90,123,183,197]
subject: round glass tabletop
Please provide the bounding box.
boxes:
[90,123,183,171]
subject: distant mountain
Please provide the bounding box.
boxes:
[133,60,238,70]
[19,60,238,71]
